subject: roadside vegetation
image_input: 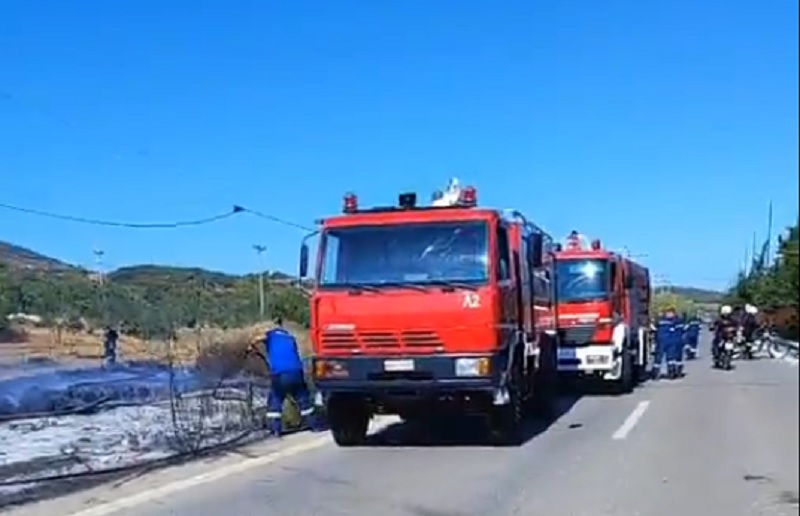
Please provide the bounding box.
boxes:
[727,222,799,340]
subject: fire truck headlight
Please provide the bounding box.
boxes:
[455,357,490,377]
[314,359,349,379]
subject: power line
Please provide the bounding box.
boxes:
[1,201,317,232]
[237,206,316,232]
[0,202,244,228]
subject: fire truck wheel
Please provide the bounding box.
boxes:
[328,398,369,447]
[489,390,523,446]
[634,336,651,384]
[530,344,558,418]
[614,349,634,395]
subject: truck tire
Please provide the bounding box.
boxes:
[328,397,369,447]
[489,389,523,446]
[614,347,634,395]
[530,340,558,418]
[634,335,650,384]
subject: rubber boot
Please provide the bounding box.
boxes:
[269,417,283,438]
[304,413,324,433]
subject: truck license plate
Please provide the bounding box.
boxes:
[558,348,577,360]
[384,359,414,372]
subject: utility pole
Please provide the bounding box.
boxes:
[93,248,105,285]
[93,248,108,327]
[253,244,267,320]
[766,200,773,265]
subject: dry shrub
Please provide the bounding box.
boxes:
[194,322,311,377]
[0,324,28,344]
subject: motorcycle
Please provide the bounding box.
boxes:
[714,327,736,370]
[756,327,789,359]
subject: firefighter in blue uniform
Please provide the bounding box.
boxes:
[260,317,316,436]
[103,326,119,367]
[684,315,701,360]
[651,307,685,379]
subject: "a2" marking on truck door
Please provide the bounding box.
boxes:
[462,292,481,309]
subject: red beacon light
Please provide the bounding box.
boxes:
[460,186,477,207]
[591,239,602,250]
[566,231,582,250]
[343,192,358,214]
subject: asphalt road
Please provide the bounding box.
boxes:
[8,333,800,516]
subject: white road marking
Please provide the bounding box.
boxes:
[64,436,332,516]
[612,400,651,441]
[65,418,396,516]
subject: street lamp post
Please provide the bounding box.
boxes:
[253,245,267,320]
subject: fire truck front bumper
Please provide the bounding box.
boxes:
[557,344,623,379]
[312,354,505,401]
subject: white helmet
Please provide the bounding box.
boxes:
[745,304,758,315]
[720,305,733,316]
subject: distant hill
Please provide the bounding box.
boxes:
[653,286,724,304]
[1,239,725,300]
[0,239,309,337]
[0,240,297,285]
[0,241,76,272]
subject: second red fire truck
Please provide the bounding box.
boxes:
[552,231,652,392]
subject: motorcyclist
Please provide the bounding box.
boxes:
[684,314,701,359]
[651,307,685,379]
[711,305,738,359]
[742,304,759,343]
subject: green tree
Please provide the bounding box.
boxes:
[0,264,12,330]
[728,222,799,338]
[0,264,310,337]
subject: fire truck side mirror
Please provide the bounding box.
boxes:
[299,243,309,279]
[531,233,544,268]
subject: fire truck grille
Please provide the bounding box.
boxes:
[401,330,442,349]
[319,331,359,351]
[559,325,596,346]
[361,331,400,349]
[319,330,444,353]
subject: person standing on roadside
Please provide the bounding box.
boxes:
[652,307,684,379]
[260,317,316,436]
[684,315,701,359]
[103,326,119,367]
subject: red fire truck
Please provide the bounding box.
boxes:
[298,180,558,445]
[552,231,651,392]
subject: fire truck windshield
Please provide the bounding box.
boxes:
[555,258,610,302]
[318,220,489,287]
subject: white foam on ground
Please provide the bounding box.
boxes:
[0,393,269,502]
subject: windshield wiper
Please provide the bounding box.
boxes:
[344,284,382,293]
[374,281,430,292]
[425,280,478,291]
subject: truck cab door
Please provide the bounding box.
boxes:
[494,223,516,336]
[609,261,622,322]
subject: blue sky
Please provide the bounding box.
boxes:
[1,0,797,291]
